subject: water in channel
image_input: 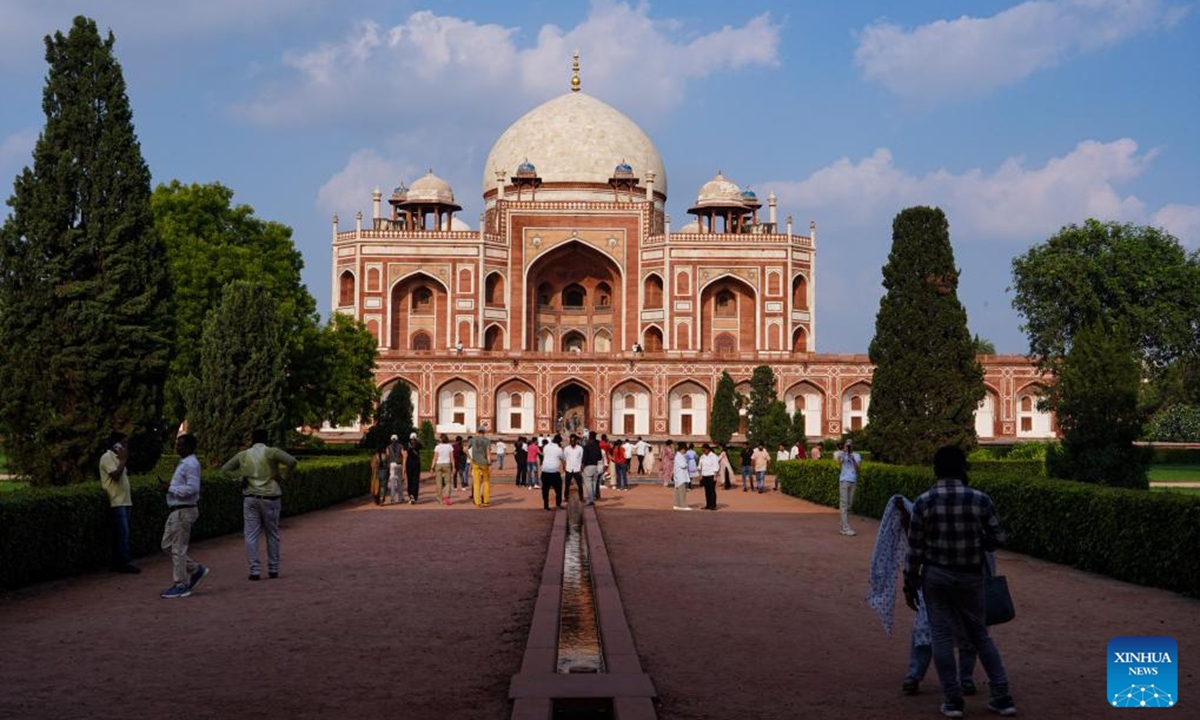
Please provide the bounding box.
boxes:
[556,498,605,674]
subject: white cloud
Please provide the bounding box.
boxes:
[764,138,1180,242]
[855,0,1186,104]
[316,149,418,217]
[1153,204,1200,247]
[238,2,780,128]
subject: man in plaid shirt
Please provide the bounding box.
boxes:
[903,446,1017,718]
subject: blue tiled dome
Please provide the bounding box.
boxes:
[517,160,536,173]
[741,189,757,200]
[615,161,633,173]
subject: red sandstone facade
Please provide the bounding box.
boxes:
[329,77,1053,443]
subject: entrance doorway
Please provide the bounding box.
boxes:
[556,382,589,435]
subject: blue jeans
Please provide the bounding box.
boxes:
[457,463,470,488]
[907,641,977,683]
[110,505,132,567]
[615,462,628,489]
[755,470,766,491]
[741,465,752,489]
[515,459,527,486]
[922,566,1010,702]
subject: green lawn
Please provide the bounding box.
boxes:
[0,480,29,493]
[1148,464,1200,482]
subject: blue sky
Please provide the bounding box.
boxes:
[2,0,1196,353]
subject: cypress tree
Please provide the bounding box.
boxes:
[1046,320,1148,488]
[0,17,172,484]
[189,281,286,465]
[360,382,416,450]
[867,207,984,465]
[746,365,778,446]
[709,371,740,446]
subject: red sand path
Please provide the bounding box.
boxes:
[2,475,1197,720]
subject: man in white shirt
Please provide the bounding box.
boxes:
[494,439,507,470]
[563,434,585,502]
[431,434,455,506]
[634,437,648,474]
[540,434,566,510]
[790,442,804,460]
[698,443,721,510]
[672,443,692,511]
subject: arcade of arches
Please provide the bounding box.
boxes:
[361,368,1055,441]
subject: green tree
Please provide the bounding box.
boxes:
[867,206,984,465]
[1045,320,1148,488]
[0,17,173,484]
[361,382,416,450]
[971,334,996,355]
[288,313,379,428]
[791,408,806,444]
[1011,220,1200,374]
[745,365,778,446]
[758,401,793,451]
[189,282,287,465]
[152,180,315,424]
[709,372,740,446]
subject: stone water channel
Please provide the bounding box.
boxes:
[556,499,605,675]
[510,497,656,720]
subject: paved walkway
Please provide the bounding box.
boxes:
[2,475,1197,719]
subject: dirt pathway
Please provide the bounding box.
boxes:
[596,483,1200,719]
[0,485,552,720]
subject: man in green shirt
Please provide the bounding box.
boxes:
[468,424,492,507]
[222,429,297,580]
[98,431,139,573]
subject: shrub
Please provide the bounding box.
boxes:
[0,453,369,590]
[1145,405,1200,442]
[777,459,1200,597]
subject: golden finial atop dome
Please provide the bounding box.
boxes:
[571,49,581,92]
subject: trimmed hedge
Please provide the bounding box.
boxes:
[777,459,1200,597]
[0,454,370,590]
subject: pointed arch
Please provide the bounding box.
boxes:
[484,323,505,351]
[699,273,757,352]
[785,381,825,438]
[436,378,478,432]
[668,380,709,436]
[643,324,664,353]
[643,273,664,310]
[485,272,506,307]
[338,269,356,307]
[496,378,536,435]
[594,328,612,353]
[610,378,651,436]
[841,382,872,431]
[792,273,809,311]
[389,271,449,351]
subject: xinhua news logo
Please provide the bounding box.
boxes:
[1108,636,1177,708]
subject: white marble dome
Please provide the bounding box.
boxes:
[439,216,472,231]
[407,170,456,204]
[483,92,667,196]
[694,172,743,208]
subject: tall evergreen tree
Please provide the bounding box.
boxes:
[360,382,416,450]
[745,365,778,446]
[189,282,286,465]
[867,207,984,465]
[1046,320,1148,488]
[0,17,172,484]
[709,371,740,446]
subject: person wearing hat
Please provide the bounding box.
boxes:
[468,424,492,507]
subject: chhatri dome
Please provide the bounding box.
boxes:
[482,53,667,196]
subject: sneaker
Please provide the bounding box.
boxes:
[940,702,965,718]
[444,497,451,506]
[961,681,977,696]
[902,678,919,695]
[840,528,857,536]
[268,571,279,579]
[249,573,261,581]
[987,695,1017,716]
[160,584,191,599]
[188,565,209,591]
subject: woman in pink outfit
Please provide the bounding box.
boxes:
[659,441,675,487]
